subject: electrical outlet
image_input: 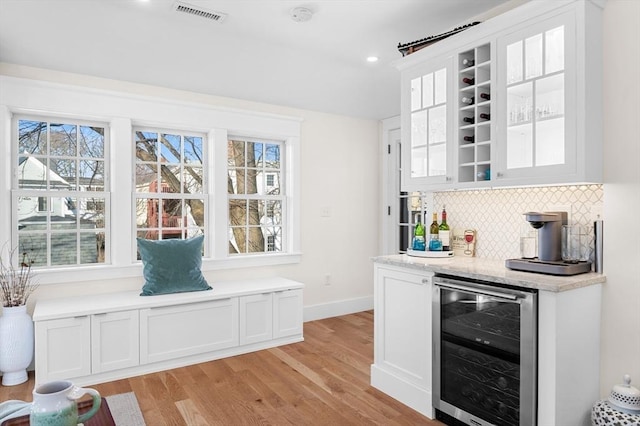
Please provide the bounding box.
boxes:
[321,207,331,217]
[323,274,331,286]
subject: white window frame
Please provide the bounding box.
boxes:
[227,136,286,256]
[11,114,111,268]
[0,76,302,286]
[132,126,208,259]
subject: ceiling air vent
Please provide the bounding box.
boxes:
[173,1,227,22]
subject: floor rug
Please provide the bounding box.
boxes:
[105,392,146,426]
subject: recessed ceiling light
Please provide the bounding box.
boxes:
[367,56,379,63]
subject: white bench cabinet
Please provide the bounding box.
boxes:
[140,298,239,364]
[33,278,304,386]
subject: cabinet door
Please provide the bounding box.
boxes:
[374,265,431,390]
[239,293,273,345]
[495,11,577,184]
[401,56,454,191]
[91,310,139,373]
[34,316,91,382]
[273,289,303,339]
[140,298,239,364]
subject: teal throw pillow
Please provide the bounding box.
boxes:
[137,235,211,296]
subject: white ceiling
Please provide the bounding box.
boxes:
[0,0,516,119]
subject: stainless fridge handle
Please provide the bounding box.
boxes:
[434,280,519,301]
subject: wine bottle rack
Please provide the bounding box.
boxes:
[458,43,492,184]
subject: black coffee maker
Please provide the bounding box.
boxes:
[506,211,592,275]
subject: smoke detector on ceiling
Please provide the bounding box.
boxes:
[173,1,227,22]
[290,7,313,22]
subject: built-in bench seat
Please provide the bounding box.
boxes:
[33,277,304,386]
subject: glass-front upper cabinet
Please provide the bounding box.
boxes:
[401,57,454,191]
[495,12,579,184]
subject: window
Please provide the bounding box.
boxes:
[134,129,206,256]
[13,117,108,267]
[227,138,284,255]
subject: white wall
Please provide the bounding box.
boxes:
[0,63,380,321]
[600,0,640,397]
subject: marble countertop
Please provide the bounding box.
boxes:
[373,254,606,292]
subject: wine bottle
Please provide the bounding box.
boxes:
[462,116,475,124]
[461,96,474,105]
[480,92,491,101]
[480,113,491,120]
[429,212,442,251]
[439,206,450,251]
[462,77,475,85]
[463,135,475,143]
[462,58,474,67]
[412,213,426,251]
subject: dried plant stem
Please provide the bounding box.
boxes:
[0,244,39,307]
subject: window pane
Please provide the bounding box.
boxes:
[160,166,182,194]
[136,164,157,192]
[19,120,47,155]
[411,110,427,148]
[184,136,202,164]
[264,172,280,195]
[229,199,247,226]
[252,142,264,168]
[79,160,104,191]
[51,233,77,266]
[507,125,533,169]
[79,125,105,158]
[80,232,105,264]
[183,166,203,193]
[265,144,280,169]
[265,200,282,225]
[50,123,77,157]
[18,234,47,267]
[228,140,245,167]
[507,82,533,126]
[135,132,157,162]
[228,169,245,194]
[535,74,564,119]
[428,143,446,177]
[49,159,76,190]
[246,168,258,194]
[18,156,46,190]
[185,199,205,228]
[160,134,181,164]
[545,26,564,74]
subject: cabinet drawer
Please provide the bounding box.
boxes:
[139,298,239,364]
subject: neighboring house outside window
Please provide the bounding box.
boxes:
[227,138,284,254]
[13,117,108,267]
[134,128,206,258]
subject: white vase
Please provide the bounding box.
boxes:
[0,305,34,386]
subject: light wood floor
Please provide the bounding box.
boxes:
[1,311,443,425]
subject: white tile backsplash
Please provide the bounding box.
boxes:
[433,184,603,260]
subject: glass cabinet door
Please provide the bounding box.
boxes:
[402,59,453,190]
[497,12,576,180]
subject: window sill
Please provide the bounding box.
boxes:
[33,252,302,285]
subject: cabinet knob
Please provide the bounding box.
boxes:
[496,172,504,178]
[421,278,430,284]
[446,176,452,182]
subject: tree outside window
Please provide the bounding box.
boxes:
[227,138,284,254]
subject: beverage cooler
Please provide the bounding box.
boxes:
[433,275,537,426]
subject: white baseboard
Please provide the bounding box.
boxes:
[303,296,373,322]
